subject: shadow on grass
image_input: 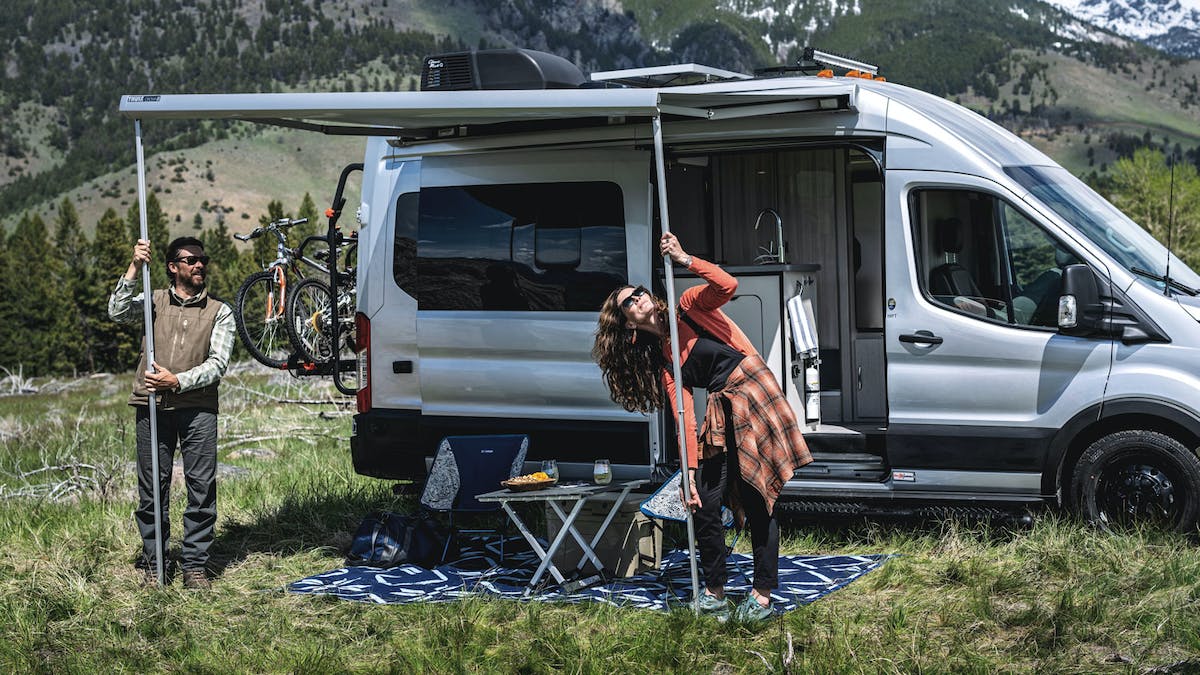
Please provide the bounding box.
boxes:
[206,478,413,577]
[774,501,1049,547]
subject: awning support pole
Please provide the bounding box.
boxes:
[652,114,702,616]
[134,119,164,587]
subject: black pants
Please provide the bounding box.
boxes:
[693,440,780,593]
[135,406,218,571]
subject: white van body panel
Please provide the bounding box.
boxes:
[1106,281,1200,415]
[414,148,652,423]
[358,142,421,411]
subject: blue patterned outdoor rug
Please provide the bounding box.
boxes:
[289,536,888,613]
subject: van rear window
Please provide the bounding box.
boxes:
[398,181,627,311]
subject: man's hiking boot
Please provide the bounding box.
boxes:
[732,594,773,624]
[182,569,211,590]
[697,592,731,622]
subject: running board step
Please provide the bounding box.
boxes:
[777,500,1035,523]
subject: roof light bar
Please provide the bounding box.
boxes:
[803,47,878,76]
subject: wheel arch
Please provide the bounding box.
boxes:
[1047,398,1200,504]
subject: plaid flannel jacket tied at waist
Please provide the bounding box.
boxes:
[700,353,812,517]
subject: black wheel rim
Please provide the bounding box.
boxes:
[1094,453,1183,528]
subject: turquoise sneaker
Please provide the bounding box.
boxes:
[732,594,773,624]
[696,592,731,621]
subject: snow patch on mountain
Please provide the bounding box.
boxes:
[1042,0,1200,55]
[1046,0,1200,40]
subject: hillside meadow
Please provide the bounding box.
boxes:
[1,366,1199,673]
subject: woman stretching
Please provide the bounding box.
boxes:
[593,232,812,623]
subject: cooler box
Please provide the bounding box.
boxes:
[545,493,661,577]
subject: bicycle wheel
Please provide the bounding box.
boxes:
[286,277,345,364]
[235,270,294,368]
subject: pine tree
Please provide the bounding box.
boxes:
[93,208,141,373]
[3,213,71,376]
[252,199,287,267]
[52,198,95,373]
[199,219,245,301]
[293,191,321,243]
[126,192,171,290]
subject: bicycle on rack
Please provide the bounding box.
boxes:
[232,217,329,368]
[286,230,357,364]
[282,162,364,396]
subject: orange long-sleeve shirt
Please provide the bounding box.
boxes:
[661,258,758,469]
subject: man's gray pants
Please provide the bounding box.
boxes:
[134,407,218,572]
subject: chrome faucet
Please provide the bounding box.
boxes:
[754,208,785,264]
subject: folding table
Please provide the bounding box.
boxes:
[475,479,648,594]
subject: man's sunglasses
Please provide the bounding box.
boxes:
[620,286,648,311]
[171,255,210,266]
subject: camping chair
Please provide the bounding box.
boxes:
[639,471,745,583]
[419,434,529,564]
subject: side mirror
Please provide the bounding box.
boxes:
[1058,264,1107,336]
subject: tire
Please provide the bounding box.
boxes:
[235,270,295,369]
[286,278,354,364]
[1071,430,1200,533]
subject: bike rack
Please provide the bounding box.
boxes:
[289,162,364,397]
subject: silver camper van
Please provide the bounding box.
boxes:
[121,48,1200,531]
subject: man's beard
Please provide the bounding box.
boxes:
[176,272,206,296]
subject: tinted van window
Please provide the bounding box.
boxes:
[410,182,627,311]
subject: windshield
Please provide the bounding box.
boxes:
[1004,165,1200,293]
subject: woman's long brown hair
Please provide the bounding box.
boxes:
[592,286,670,413]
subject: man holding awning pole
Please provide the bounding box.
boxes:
[109,235,234,589]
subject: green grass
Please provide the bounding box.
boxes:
[2,368,1200,672]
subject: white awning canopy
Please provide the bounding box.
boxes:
[118,80,858,135]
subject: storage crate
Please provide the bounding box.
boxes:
[545,493,661,578]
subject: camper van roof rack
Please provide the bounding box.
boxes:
[589,63,753,88]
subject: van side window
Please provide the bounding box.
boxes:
[393,192,418,297]
[412,181,627,311]
[911,188,1077,328]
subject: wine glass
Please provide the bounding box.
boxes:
[593,459,612,485]
[540,459,558,481]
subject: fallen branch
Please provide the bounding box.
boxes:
[0,461,113,503]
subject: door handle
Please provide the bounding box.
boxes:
[899,331,944,345]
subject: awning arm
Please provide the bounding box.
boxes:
[244,117,415,137]
[652,114,703,616]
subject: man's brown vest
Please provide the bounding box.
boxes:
[128,288,222,411]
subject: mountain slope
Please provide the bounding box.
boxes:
[1044,0,1200,57]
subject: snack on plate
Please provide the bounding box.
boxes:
[507,471,551,485]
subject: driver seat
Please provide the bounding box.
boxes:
[928,217,984,299]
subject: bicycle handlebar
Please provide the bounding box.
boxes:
[233,217,309,242]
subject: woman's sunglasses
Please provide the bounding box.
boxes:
[620,286,648,311]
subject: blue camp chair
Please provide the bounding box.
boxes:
[419,434,529,563]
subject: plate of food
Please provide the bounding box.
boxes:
[501,471,557,491]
